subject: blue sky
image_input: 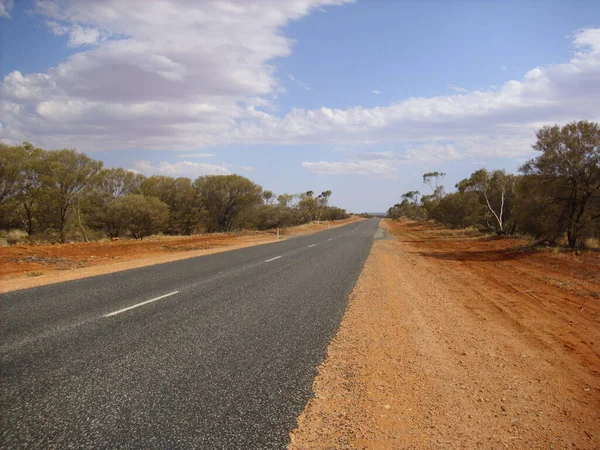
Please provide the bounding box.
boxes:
[1,0,600,212]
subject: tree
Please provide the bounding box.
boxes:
[262,190,274,205]
[109,195,169,239]
[1,144,352,243]
[0,143,26,205]
[277,193,294,207]
[85,168,145,237]
[512,175,564,241]
[297,191,318,222]
[430,191,481,228]
[194,174,263,232]
[520,121,600,248]
[457,169,516,234]
[422,171,446,219]
[99,167,143,199]
[316,190,332,223]
[141,175,201,234]
[37,150,103,243]
[0,143,47,234]
[422,171,446,198]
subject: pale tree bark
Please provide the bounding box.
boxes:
[75,200,89,243]
[482,187,505,233]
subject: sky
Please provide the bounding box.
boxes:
[1,0,600,213]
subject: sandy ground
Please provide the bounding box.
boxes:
[0,218,361,293]
[290,219,600,449]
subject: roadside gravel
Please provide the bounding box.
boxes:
[290,220,599,449]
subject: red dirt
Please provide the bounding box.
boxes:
[290,219,600,449]
[0,218,361,293]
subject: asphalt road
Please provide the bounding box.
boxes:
[1,219,379,449]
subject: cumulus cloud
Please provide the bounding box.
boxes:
[372,89,382,95]
[0,0,13,18]
[1,0,351,150]
[132,160,230,177]
[1,1,599,170]
[47,20,106,46]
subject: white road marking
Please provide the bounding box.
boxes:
[308,244,316,248]
[104,291,180,318]
[265,255,282,262]
[327,238,332,241]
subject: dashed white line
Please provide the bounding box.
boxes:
[327,238,333,241]
[308,244,316,248]
[104,291,180,318]
[265,255,282,262]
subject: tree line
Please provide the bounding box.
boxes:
[387,121,600,248]
[0,143,349,243]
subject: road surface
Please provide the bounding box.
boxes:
[1,219,378,449]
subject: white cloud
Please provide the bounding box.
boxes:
[242,166,256,171]
[288,73,311,91]
[1,1,599,169]
[372,89,382,95]
[132,160,230,177]
[353,150,395,160]
[401,143,462,164]
[302,144,462,176]
[0,0,13,18]
[67,25,104,46]
[240,28,600,154]
[302,160,397,176]
[46,20,69,35]
[447,84,468,93]
[1,0,351,150]
[176,153,216,158]
[47,20,107,47]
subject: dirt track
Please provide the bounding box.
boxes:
[290,219,600,449]
[0,218,360,293]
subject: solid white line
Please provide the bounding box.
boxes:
[104,291,180,318]
[265,255,282,262]
[308,244,316,248]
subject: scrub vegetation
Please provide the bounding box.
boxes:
[387,121,600,249]
[0,144,349,244]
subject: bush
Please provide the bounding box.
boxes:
[109,195,169,239]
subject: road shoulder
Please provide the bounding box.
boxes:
[289,220,600,449]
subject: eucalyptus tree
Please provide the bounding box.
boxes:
[520,120,600,247]
[37,149,103,242]
[194,174,263,232]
